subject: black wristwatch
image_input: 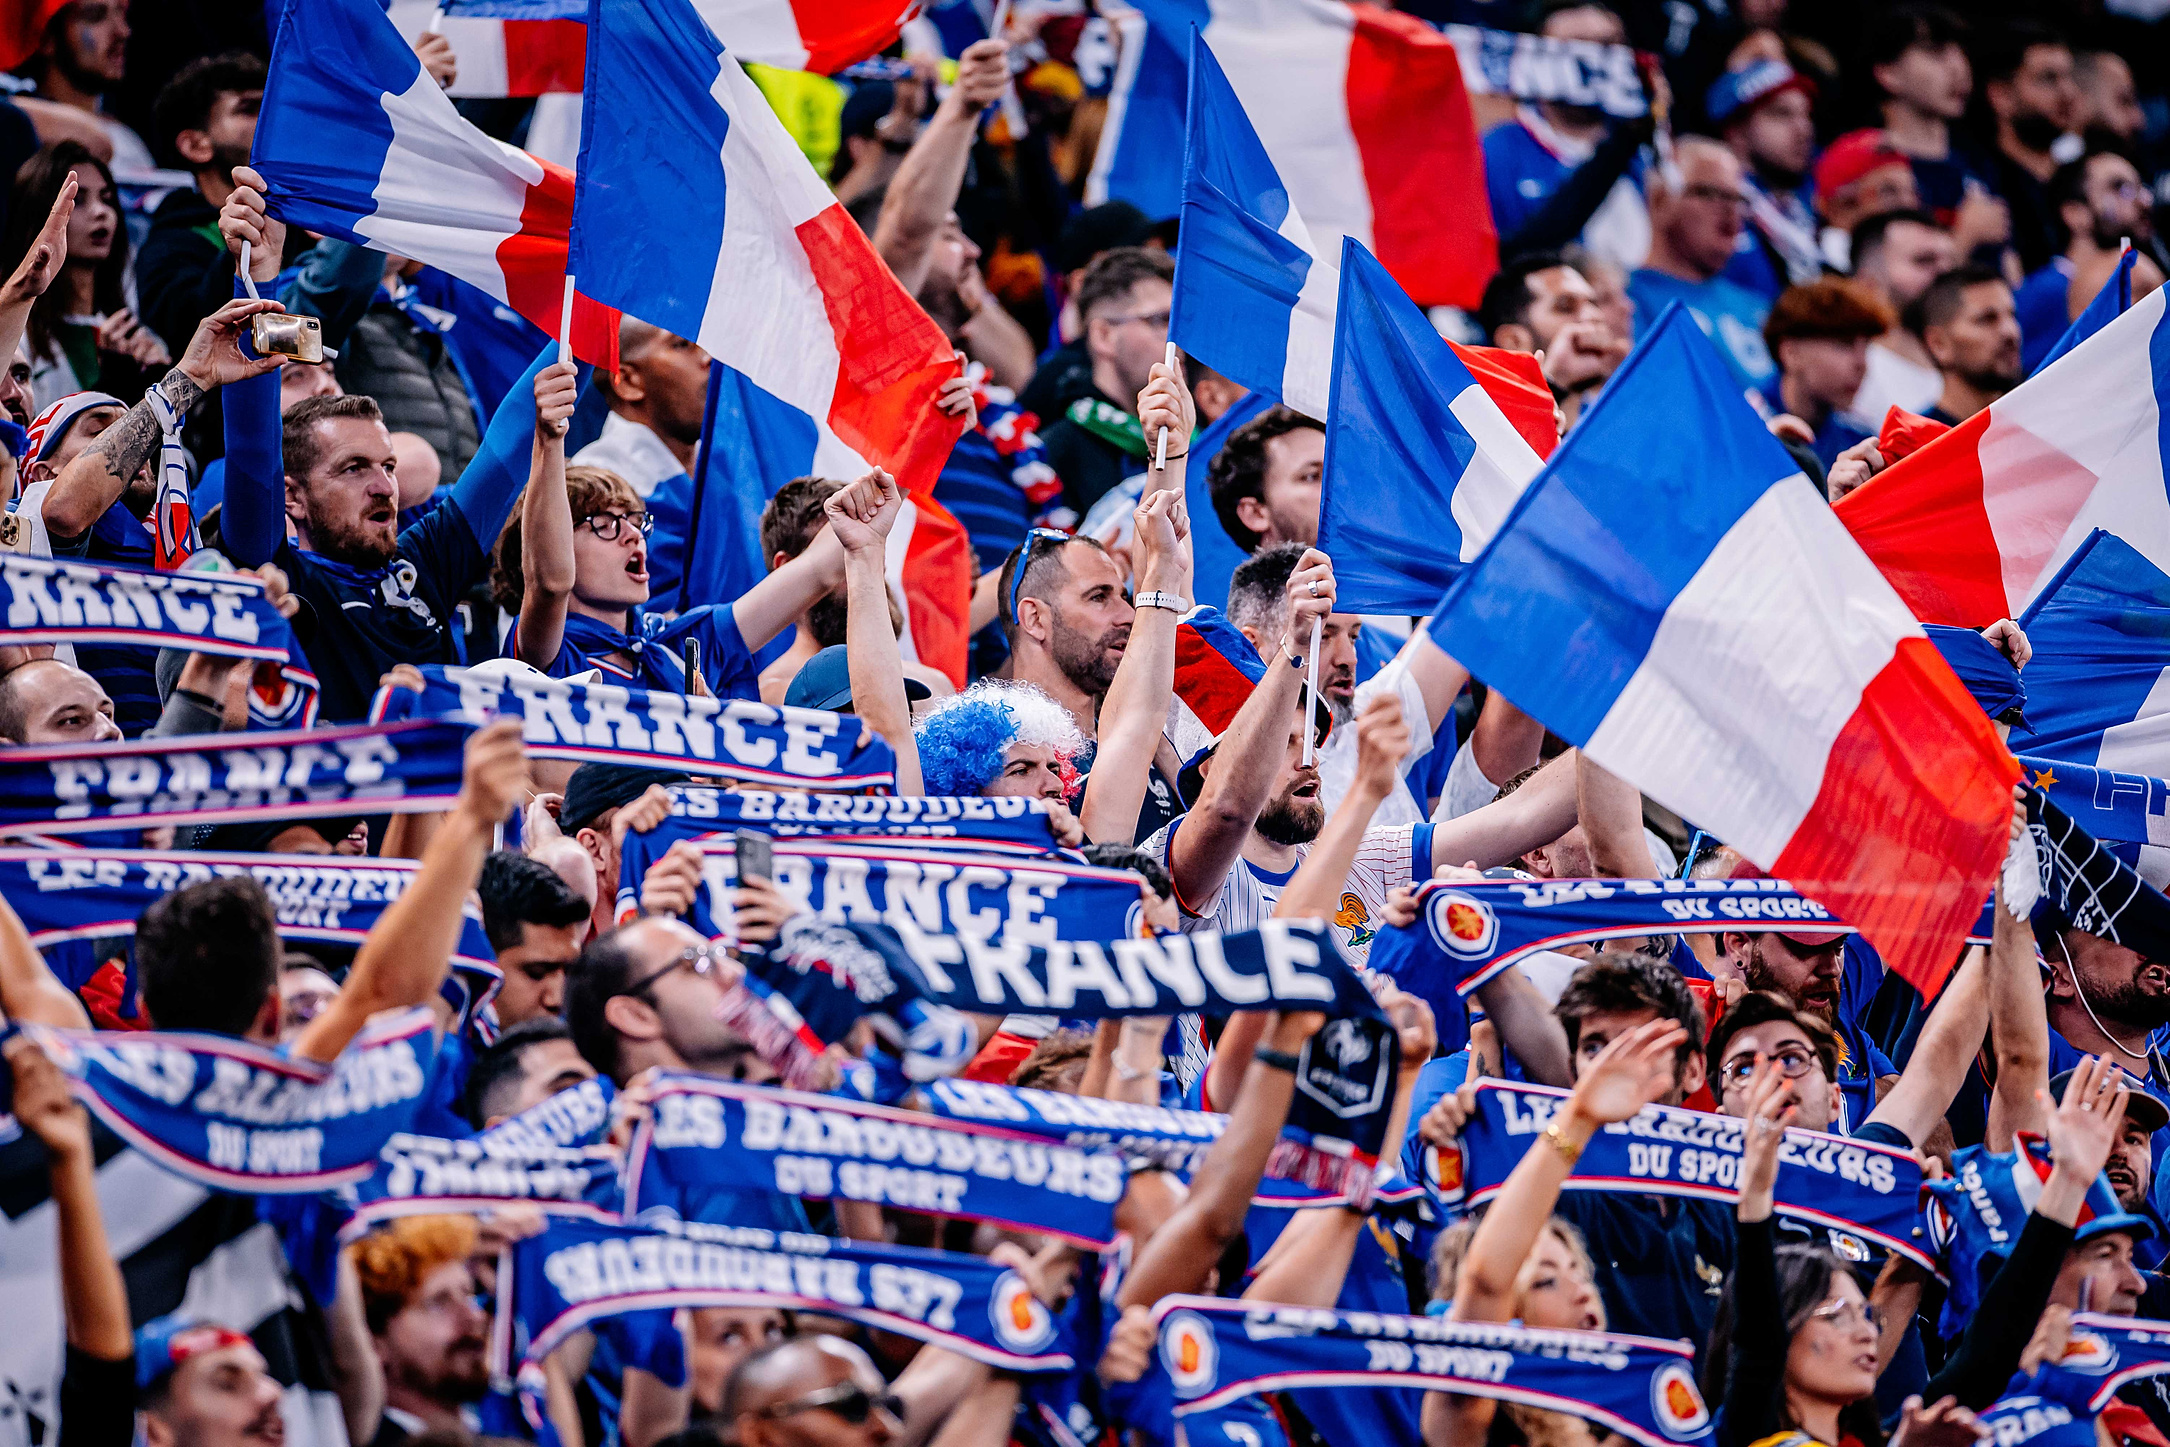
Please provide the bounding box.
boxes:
[1253,1044,1301,1073]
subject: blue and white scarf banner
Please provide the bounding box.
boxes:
[2019,756,2169,854]
[499,1215,1077,1372]
[665,785,1065,854]
[1441,25,1648,119]
[480,1076,617,1152]
[371,665,894,788]
[622,1076,1127,1248]
[0,846,497,969]
[616,832,1148,947]
[1372,877,1857,999]
[1436,1081,1936,1274]
[17,1007,439,1192]
[341,1133,621,1239]
[0,717,476,836]
[2015,1314,2170,1412]
[1149,1297,1711,1447]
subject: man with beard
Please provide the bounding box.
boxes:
[2014,150,2166,374]
[1913,265,2023,426]
[138,55,264,363]
[1710,62,1823,304]
[1848,209,1959,422]
[1982,23,2084,276]
[17,1,154,179]
[997,531,1133,745]
[349,1215,492,1447]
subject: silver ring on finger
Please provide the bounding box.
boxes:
[1307,579,1321,598]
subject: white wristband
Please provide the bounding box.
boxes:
[1134,591,1190,613]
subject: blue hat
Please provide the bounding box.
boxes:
[783,645,932,714]
[1706,60,1814,127]
[1925,624,2027,725]
[135,1313,254,1392]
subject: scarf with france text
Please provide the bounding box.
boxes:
[372,665,894,788]
[663,784,1065,854]
[0,717,474,837]
[890,918,1397,1203]
[1148,1297,1711,1447]
[498,1215,1077,1373]
[13,1008,439,1192]
[1437,1080,1937,1273]
[622,1075,1127,1248]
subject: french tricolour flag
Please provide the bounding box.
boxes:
[257,0,618,367]
[1428,306,2018,995]
[1092,0,1494,309]
[570,0,970,682]
[384,0,919,97]
[1835,279,2170,629]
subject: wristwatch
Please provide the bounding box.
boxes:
[1134,591,1189,613]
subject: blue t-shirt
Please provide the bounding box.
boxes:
[1625,269,1777,396]
[1553,1189,1734,1357]
[540,605,763,702]
[2015,260,2077,376]
[1481,116,1646,251]
[49,501,160,735]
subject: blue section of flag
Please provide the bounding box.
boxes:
[1319,238,1490,615]
[1094,0,1209,221]
[1426,305,1803,743]
[1168,31,1307,404]
[2017,755,2170,852]
[2010,528,2170,772]
[254,0,412,240]
[1187,389,1273,613]
[442,0,583,14]
[2036,249,2138,376]
[667,361,822,613]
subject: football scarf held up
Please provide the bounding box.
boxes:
[665,785,1065,853]
[17,1007,439,1192]
[500,1215,1077,1371]
[480,1076,617,1152]
[0,552,297,658]
[2011,1313,2170,1412]
[372,665,894,788]
[342,1133,621,1238]
[1441,25,1647,119]
[1148,1297,1711,1447]
[622,1076,1128,1248]
[1435,1081,1935,1273]
[0,718,474,837]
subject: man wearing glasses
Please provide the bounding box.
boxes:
[1037,247,1175,522]
[726,1337,925,1447]
[1626,137,1779,400]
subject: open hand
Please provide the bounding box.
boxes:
[1,171,73,307]
[2042,1053,2131,1189]
[1567,1018,1685,1128]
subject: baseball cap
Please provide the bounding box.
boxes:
[783,644,932,714]
[1053,201,1156,274]
[839,79,897,143]
[1814,129,1911,206]
[25,391,124,463]
[135,1314,254,1393]
[1706,60,1816,128]
[558,762,689,834]
[2050,1066,2170,1135]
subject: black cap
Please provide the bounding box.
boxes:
[559,763,689,835]
[782,644,932,714]
[1054,201,1155,273]
[2049,1067,2170,1135]
[839,79,896,141]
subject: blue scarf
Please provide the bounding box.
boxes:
[557,612,685,694]
[342,1132,621,1238]
[480,1076,617,1152]
[1148,1296,1712,1447]
[373,665,893,787]
[1443,1080,1937,1274]
[624,1075,1127,1248]
[665,785,1065,854]
[2000,1313,2170,1414]
[15,1008,438,1192]
[501,1215,1078,1372]
[0,718,474,837]
[1371,877,1854,997]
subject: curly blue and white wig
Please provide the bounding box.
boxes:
[913,680,1086,797]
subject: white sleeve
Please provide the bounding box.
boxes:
[1433,739,1506,822]
[1352,661,1435,779]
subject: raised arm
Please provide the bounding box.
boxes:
[1986,799,2051,1151]
[871,40,1010,295]
[511,361,581,668]
[1469,690,1544,791]
[1278,691,1407,920]
[825,469,922,795]
[0,889,89,1029]
[5,1036,130,1361]
[289,719,530,1063]
[1427,748,1581,873]
[1575,752,1659,878]
[0,172,72,388]
[1862,945,1989,1148]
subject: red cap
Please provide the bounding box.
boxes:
[1814,130,1911,206]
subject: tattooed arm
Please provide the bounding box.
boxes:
[43,297,283,540]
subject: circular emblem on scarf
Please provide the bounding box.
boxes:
[990,1271,1057,1354]
[1422,1140,1466,1204]
[1160,1309,1219,1398]
[1428,891,1499,960]
[1651,1362,1711,1438]
[2059,1329,2118,1374]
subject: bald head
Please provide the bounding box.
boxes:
[0,660,121,745]
[1648,137,1747,283]
[724,1337,884,1422]
[600,316,710,447]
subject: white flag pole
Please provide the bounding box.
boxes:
[557,275,576,366]
[1303,614,1322,767]
[1154,340,1177,470]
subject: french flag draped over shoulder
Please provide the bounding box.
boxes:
[1834,282,2170,628]
[1427,306,2018,995]
[1093,0,1494,309]
[256,0,618,368]
[570,0,970,682]
[1317,237,1554,615]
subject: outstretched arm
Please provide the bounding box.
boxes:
[1426,749,1581,873]
[1985,796,2051,1151]
[0,172,72,392]
[6,1036,130,1361]
[511,361,581,668]
[826,469,922,794]
[1863,945,1988,1148]
[289,720,530,1063]
[0,890,89,1029]
[872,40,1010,296]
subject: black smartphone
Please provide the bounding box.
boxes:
[734,828,773,885]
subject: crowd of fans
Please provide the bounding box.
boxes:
[5,6,2170,1447]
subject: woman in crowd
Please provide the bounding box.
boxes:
[3,143,167,406]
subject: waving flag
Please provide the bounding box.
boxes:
[2035,246,2138,377]
[2012,529,2170,772]
[1167,605,1268,765]
[1428,306,2018,995]
[1091,0,1494,309]
[1834,281,2170,628]
[255,0,618,368]
[1317,238,1554,614]
[571,0,970,682]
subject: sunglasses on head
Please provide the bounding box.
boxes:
[1006,527,1075,626]
[757,1383,906,1427]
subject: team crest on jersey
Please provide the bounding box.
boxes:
[1428,891,1498,960]
[1423,1140,1466,1204]
[1160,1310,1219,1398]
[1334,892,1375,951]
[1651,1362,1711,1438]
[2058,1330,2117,1374]
[990,1272,1058,1354]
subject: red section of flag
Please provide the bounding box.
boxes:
[1345,5,1495,310]
[0,0,66,73]
[502,154,621,371]
[1450,342,1557,459]
[502,19,588,94]
[1173,622,1261,736]
[1877,405,1949,461]
[1833,409,2010,625]
[789,0,919,74]
[901,497,974,688]
[1770,635,2017,998]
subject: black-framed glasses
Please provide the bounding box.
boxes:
[618,941,730,1002]
[1718,1044,1821,1091]
[755,1383,906,1427]
[1006,527,1074,625]
[582,511,653,541]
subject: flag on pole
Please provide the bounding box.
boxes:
[570,0,970,681]
[1834,281,2170,628]
[2010,528,2170,783]
[1317,237,1554,614]
[255,0,619,368]
[2032,245,2137,377]
[1090,0,1495,309]
[1427,305,2018,995]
